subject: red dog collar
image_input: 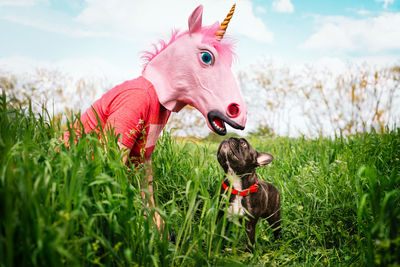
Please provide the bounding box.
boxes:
[222,181,258,196]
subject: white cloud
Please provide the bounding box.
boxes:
[0,0,47,7]
[301,13,400,53]
[231,0,273,42]
[255,6,267,14]
[345,8,372,16]
[2,0,273,44]
[271,0,294,13]
[376,0,395,9]
[75,0,274,43]
[357,9,371,16]
[1,0,274,49]
[3,15,111,38]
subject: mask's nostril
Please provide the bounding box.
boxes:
[227,103,240,118]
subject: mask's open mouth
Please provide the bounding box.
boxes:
[207,110,245,136]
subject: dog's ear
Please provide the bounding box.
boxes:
[256,152,274,166]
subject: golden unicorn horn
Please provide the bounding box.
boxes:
[215,3,236,40]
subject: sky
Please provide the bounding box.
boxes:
[1,0,400,80]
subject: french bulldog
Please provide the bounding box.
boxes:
[217,137,281,251]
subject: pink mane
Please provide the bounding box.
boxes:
[141,22,236,70]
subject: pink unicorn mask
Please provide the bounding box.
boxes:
[142,4,247,135]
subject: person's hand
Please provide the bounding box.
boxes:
[153,211,164,232]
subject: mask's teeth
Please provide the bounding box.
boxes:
[212,120,221,131]
[210,116,227,135]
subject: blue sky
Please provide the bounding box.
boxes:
[1,0,399,80]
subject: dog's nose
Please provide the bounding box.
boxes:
[226,103,240,118]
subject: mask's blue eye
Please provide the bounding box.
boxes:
[201,52,213,65]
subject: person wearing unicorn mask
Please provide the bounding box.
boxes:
[62,4,247,232]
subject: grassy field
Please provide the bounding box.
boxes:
[1,92,399,266]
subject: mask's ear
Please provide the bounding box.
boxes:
[257,152,274,166]
[188,5,203,34]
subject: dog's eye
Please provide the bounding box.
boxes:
[241,142,247,148]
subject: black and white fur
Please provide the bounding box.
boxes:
[217,137,281,251]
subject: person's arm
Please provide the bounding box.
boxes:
[118,143,164,232]
[119,142,131,165]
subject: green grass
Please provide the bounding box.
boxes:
[1,92,399,266]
